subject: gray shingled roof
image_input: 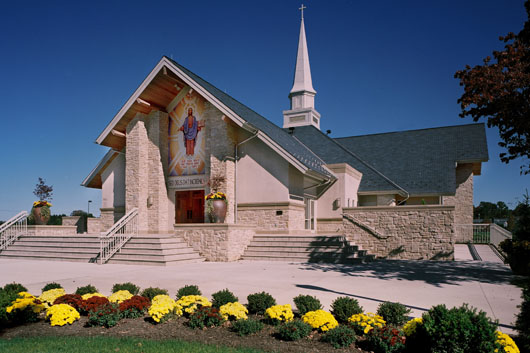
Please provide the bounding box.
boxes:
[165,57,332,178]
[293,124,489,195]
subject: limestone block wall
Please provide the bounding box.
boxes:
[87,217,102,234]
[316,218,343,233]
[342,205,455,260]
[443,163,474,242]
[61,216,85,234]
[237,202,305,231]
[175,224,255,261]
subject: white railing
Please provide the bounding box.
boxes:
[455,223,512,245]
[342,213,389,239]
[99,208,138,264]
[0,211,28,251]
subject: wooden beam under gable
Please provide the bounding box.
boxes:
[166,85,191,114]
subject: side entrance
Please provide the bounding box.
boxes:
[175,190,204,223]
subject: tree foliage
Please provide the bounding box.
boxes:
[473,201,511,221]
[33,177,53,201]
[455,1,530,174]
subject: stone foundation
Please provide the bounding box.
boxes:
[26,225,78,236]
[343,205,455,260]
[87,217,102,234]
[61,216,85,233]
[237,202,305,231]
[316,218,343,233]
[175,224,255,261]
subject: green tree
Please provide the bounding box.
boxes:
[455,1,530,174]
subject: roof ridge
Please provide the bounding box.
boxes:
[334,122,485,140]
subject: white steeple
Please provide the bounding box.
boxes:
[283,4,321,130]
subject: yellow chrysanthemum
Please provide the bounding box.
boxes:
[302,310,338,332]
[148,295,176,323]
[495,331,520,353]
[403,317,423,336]
[219,302,248,321]
[46,304,80,326]
[348,312,386,335]
[38,288,66,308]
[108,290,133,304]
[174,295,212,316]
[81,292,106,300]
[265,304,294,322]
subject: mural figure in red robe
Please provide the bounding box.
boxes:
[179,107,204,156]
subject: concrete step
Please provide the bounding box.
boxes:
[118,247,197,256]
[106,257,204,266]
[1,249,97,257]
[7,245,100,252]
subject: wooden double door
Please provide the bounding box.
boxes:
[175,190,204,223]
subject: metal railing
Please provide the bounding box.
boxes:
[454,223,512,245]
[99,208,138,264]
[342,213,389,239]
[0,211,28,251]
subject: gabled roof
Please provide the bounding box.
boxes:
[293,123,489,195]
[95,56,333,180]
[81,150,119,189]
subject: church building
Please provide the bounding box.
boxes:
[82,11,488,262]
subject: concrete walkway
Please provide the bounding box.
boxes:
[0,258,522,334]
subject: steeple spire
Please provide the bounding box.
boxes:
[283,4,320,130]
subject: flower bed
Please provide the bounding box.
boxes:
[0,283,521,353]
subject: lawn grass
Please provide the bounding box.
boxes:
[0,336,267,353]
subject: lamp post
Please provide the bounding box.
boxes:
[88,200,92,216]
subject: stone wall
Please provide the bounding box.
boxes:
[237,202,305,232]
[443,163,474,242]
[26,225,78,236]
[343,205,455,260]
[316,218,343,233]
[175,224,255,261]
[87,217,102,234]
[61,216,85,233]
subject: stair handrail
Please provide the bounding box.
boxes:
[341,213,389,240]
[0,211,28,251]
[99,208,138,264]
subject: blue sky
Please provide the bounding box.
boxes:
[0,0,528,220]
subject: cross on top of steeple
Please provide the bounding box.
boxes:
[299,4,306,20]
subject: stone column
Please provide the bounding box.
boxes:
[126,113,149,233]
[146,110,170,233]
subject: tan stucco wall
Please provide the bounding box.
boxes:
[318,163,362,219]
[236,138,290,204]
[101,153,126,209]
[343,205,455,260]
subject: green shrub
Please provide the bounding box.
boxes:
[111,282,140,295]
[293,294,322,316]
[187,306,225,329]
[41,282,62,293]
[231,318,264,336]
[362,326,405,353]
[276,320,312,341]
[75,285,98,296]
[3,283,28,294]
[407,304,499,353]
[330,296,363,323]
[515,281,530,353]
[0,290,20,327]
[87,303,121,328]
[176,285,202,299]
[211,289,238,308]
[377,302,411,326]
[500,193,530,275]
[247,292,276,315]
[321,325,357,348]
[140,287,168,301]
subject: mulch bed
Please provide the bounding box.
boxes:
[0,316,366,353]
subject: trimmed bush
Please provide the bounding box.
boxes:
[293,294,322,316]
[140,287,168,301]
[75,285,98,296]
[321,325,357,348]
[247,292,276,315]
[231,318,264,336]
[330,296,363,323]
[111,282,140,295]
[515,282,530,353]
[176,285,202,299]
[0,289,19,326]
[211,289,238,308]
[407,304,499,353]
[377,301,411,326]
[41,282,62,293]
[187,306,225,329]
[277,320,312,341]
[3,283,27,294]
